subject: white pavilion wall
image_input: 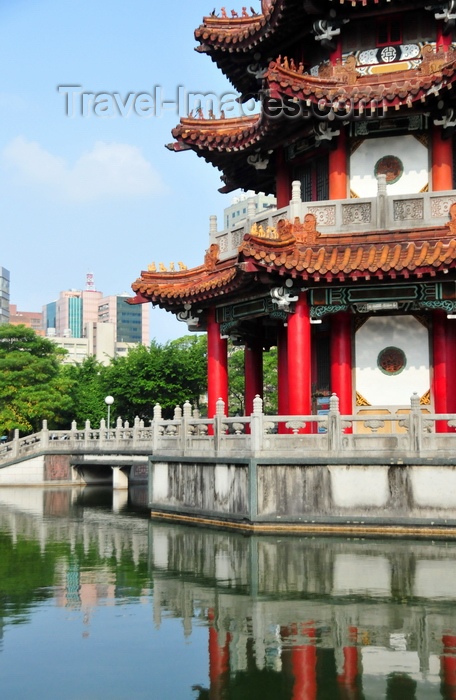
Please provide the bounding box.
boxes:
[350,134,428,198]
[355,315,430,406]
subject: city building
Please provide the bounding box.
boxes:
[97,293,149,345]
[9,304,44,336]
[0,267,10,325]
[43,279,150,364]
[131,0,456,425]
[223,192,276,230]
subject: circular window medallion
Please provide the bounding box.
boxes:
[374,155,404,185]
[377,346,407,375]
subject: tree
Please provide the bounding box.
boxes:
[0,324,74,435]
[60,356,108,427]
[102,335,207,421]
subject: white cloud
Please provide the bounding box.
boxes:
[3,136,165,201]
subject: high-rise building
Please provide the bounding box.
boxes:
[42,280,150,364]
[0,267,10,325]
[97,293,149,345]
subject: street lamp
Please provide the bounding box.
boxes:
[104,395,114,433]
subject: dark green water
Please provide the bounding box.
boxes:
[0,486,455,699]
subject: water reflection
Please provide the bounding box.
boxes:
[0,487,456,699]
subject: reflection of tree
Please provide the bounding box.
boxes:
[0,532,58,621]
[386,672,417,700]
[0,522,151,628]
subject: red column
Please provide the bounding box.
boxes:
[437,21,453,49]
[288,293,312,418]
[207,308,228,418]
[331,312,353,420]
[277,324,289,433]
[433,310,449,433]
[432,124,453,192]
[278,324,289,416]
[447,321,456,415]
[441,634,456,700]
[245,339,263,415]
[276,147,290,208]
[329,129,348,200]
[330,38,342,65]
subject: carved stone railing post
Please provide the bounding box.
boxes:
[12,429,19,459]
[290,179,302,219]
[328,393,341,453]
[71,420,77,440]
[152,403,162,452]
[377,174,387,230]
[99,419,106,445]
[41,420,49,449]
[409,392,422,454]
[214,398,226,454]
[84,420,91,448]
[115,416,122,444]
[251,395,264,453]
[183,401,192,455]
[133,416,140,447]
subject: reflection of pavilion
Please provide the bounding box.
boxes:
[150,523,456,698]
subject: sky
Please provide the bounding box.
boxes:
[0,0,256,342]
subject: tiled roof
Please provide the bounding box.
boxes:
[267,46,456,111]
[130,209,456,309]
[170,115,264,152]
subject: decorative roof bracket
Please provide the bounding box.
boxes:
[426,1,456,32]
[433,106,456,134]
[270,287,298,312]
[247,151,270,170]
[177,307,201,331]
[312,18,349,50]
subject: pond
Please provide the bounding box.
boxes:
[0,486,455,699]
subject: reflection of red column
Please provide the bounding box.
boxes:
[331,312,353,432]
[208,609,230,700]
[207,308,228,419]
[245,340,263,415]
[432,124,453,192]
[291,633,317,700]
[337,627,360,700]
[329,130,347,201]
[288,293,311,429]
[433,310,449,433]
[276,147,290,208]
[441,634,456,700]
[278,324,289,432]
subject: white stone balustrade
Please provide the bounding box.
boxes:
[2,394,456,465]
[210,183,456,260]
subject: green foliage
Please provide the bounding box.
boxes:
[0,324,74,435]
[60,356,109,426]
[100,334,207,422]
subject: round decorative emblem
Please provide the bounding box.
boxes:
[374,155,404,185]
[379,45,399,63]
[377,346,407,376]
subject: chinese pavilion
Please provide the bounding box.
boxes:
[131,0,456,426]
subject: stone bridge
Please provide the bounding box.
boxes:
[2,393,456,489]
[0,416,152,488]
